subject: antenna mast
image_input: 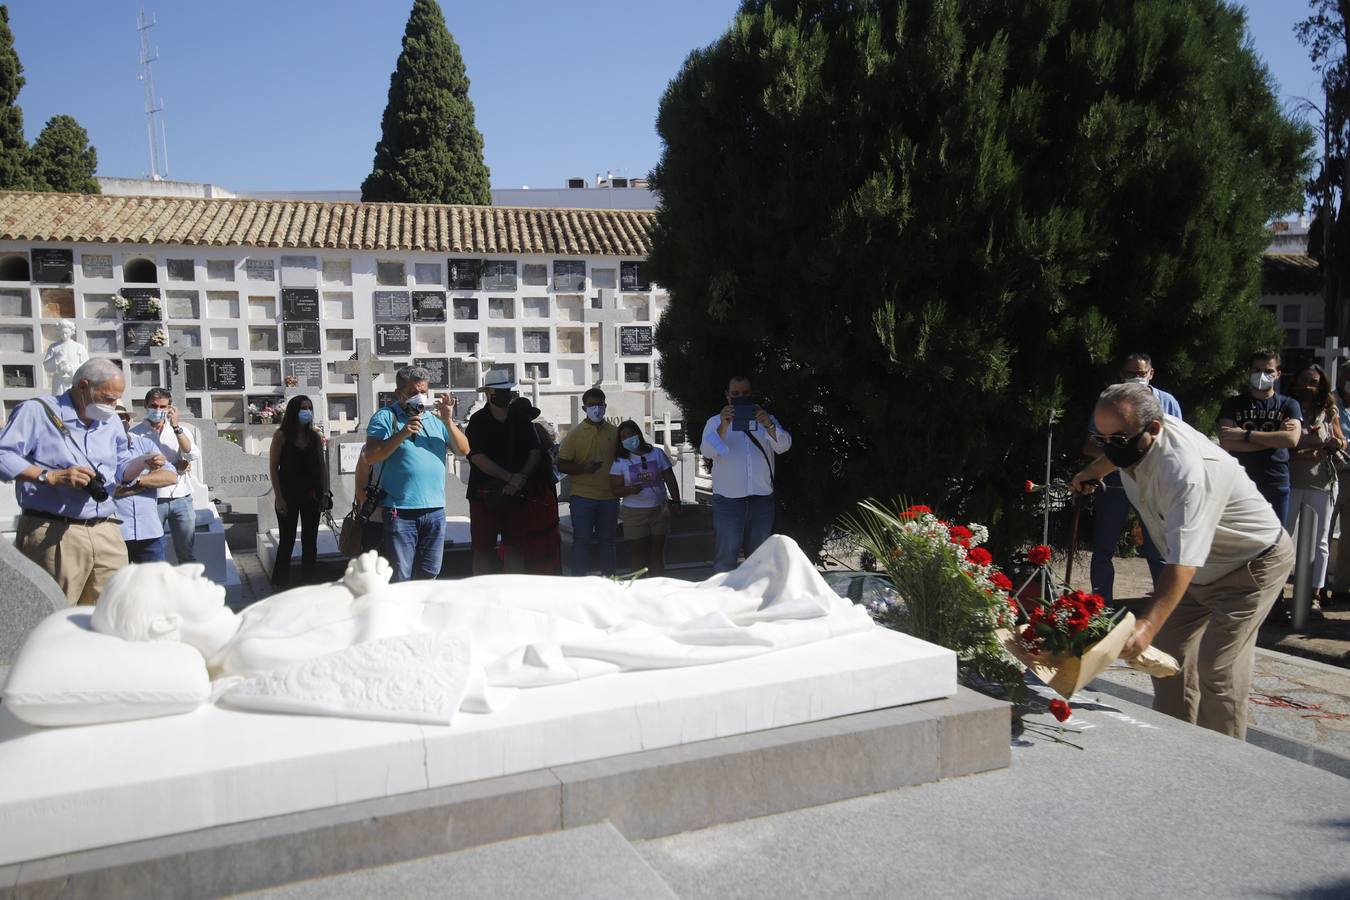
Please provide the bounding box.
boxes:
[136,7,169,181]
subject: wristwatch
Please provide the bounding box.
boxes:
[172,426,184,435]
[37,468,49,484]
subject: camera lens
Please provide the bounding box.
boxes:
[85,472,109,503]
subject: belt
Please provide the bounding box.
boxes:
[21,509,122,527]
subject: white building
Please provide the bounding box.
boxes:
[0,190,675,441]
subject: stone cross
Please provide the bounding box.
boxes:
[1314,336,1349,387]
[584,288,633,387]
[149,333,204,406]
[521,363,549,407]
[334,338,400,427]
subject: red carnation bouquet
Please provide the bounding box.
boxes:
[996,547,1178,700]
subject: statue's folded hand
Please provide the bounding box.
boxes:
[343,551,393,597]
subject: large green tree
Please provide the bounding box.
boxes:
[29,115,97,193]
[0,5,30,189]
[362,0,490,204]
[651,0,1310,556]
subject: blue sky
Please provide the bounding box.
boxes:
[2,1,1328,192]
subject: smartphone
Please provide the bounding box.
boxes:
[732,396,756,432]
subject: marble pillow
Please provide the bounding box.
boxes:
[2,609,210,727]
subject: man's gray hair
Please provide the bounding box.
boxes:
[72,358,122,388]
[395,365,431,390]
[1097,382,1163,429]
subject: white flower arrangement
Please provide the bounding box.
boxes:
[149,328,168,347]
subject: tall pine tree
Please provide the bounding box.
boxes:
[650,0,1310,556]
[29,115,97,193]
[0,5,30,190]
[362,0,490,205]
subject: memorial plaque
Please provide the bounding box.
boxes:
[374,290,412,322]
[620,260,651,292]
[523,263,547,286]
[245,258,275,281]
[81,254,114,279]
[412,291,447,322]
[480,260,517,291]
[523,329,551,354]
[414,357,449,388]
[624,363,651,383]
[283,322,321,354]
[3,364,34,388]
[340,441,364,474]
[122,288,162,321]
[375,323,412,356]
[122,322,159,358]
[30,249,73,284]
[185,358,206,392]
[450,359,479,389]
[284,357,324,389]
[452,297,478,320]
[281,288,319,321]
[620,325,654,356]
[206,357,246,391]
[448,258,481,290]
[554,260,586,292]
[166,258,195,282]
[377,391,399,410]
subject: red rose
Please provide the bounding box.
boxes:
[1020,625,1039,645]
[907,504,932,515]
[1027,545,1052,566]
[1084,593,1105,615]
[967,547,993,567]
[1048,699,1071,722]
[1024,480,1036,494]
[948,525,974,547]
[992,572,1013,591]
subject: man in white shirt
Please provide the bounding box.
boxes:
[1072,383,1293,739]
[700,375,792,573]
[130,388,202,564]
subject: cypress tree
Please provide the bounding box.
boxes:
[29,115,98,194]
[0,5,30,190]
[361,0,491,205]
[650,0,1311,556]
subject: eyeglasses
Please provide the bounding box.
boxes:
[1089,427,1145,449]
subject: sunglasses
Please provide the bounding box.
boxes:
[1088,427,1145,449]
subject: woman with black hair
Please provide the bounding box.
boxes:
[268,395,330,587]
[1290,364,1347,612]
[609,419,681,577]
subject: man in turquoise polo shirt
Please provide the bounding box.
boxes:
[363,365,469,581]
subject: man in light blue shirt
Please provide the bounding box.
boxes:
[114,405,178,563]
[0,359,162,604]
[363,365,469,581]
[1086,353,1183,603]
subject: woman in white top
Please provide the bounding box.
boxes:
[609,420,681,577]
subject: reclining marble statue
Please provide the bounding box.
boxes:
[2,536,875,727]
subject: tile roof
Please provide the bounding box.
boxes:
[1262,253,1321,296]
[0,191,656,257]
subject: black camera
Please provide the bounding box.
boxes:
[356,486,386,522]
[83,470,109,503]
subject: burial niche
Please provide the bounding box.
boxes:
[0,253,30,281]
[123,258,158,284]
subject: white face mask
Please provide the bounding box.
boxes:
[585,405,606,423]
[1122,376,1149,386]
[1250,372,1276,392]
[404,393,428,412]
[86,402,117,422]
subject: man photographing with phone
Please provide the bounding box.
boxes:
[701,374,792,573]
[364,365,470,582]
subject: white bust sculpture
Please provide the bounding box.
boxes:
[43,319,89,395]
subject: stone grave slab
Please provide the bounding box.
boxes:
[0,539,66,668]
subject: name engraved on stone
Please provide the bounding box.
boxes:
[282,322,321,355]
[448,258,481,290]
[121,323,158,358]
[245,259,275,281]
[284,358,323,389]
[412,291,447,322]
[281,288,319,322]
[373,291,413,322]
[375,323,412,356]
[122,288,163,322]
[620,261,651,292]
[620,325,654,357]
[206,358,245,391]
[414,357,449,388]
[30,248,74,284]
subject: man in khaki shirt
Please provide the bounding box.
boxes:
[1073,383,1293,739]
[557,387,620,575]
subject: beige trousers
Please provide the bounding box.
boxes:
[14,515,129,606]
[1150,532,1294,740]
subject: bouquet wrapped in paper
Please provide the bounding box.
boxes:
[996,583,1179,700]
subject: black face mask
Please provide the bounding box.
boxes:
[489,390,512,409]
[1102,430,1150,469]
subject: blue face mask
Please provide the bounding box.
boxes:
[622,435,641,453]
[297,409,314,425]
[146,408,168,423]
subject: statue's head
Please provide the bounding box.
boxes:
[58,319,76,339]
[93,562,236,655]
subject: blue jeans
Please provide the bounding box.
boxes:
[126,536,166,564]
[712,493,776,574]
[1090,474,1162,605]
[157,496,196,563]
[569,496,619,576]
[383,507,445,582]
